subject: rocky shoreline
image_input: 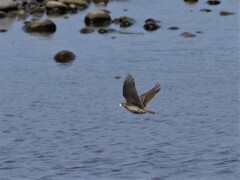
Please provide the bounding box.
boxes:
[0,0,235,63]
[0,0,234,34]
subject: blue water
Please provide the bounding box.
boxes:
[0,0,239,179]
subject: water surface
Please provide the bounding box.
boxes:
[0,0,239,179]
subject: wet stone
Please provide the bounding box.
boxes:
[0,11,7,18]
[80,27,95,34]
[98,28,116,34]
[84,10,111,27]
[200,8,212,12]
[143,18,161,31]
[0,29,8,32]
[207,0,221,5]
[92,0,109,5]
[180,31,196,38]
[219,11,235,16]
[54,50,76,64]
[112,16,135,28]
[22,19,56,33]
[59,0,89,10]
[168,26,179,30]
[184,0,199,4]
[0,0,18,12]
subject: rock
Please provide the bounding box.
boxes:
[22,19,56,33]
[98,28,116,34]
[54,50,76,64]
[145,18,160,24]
[0,29,8,32]
[59,0,89,10]
[68,3,78,14]
[112,16,135,28]
[219,11,235,16]
[84,10,111,27]
[143,18,161,31]
[30,7,45,17]
[80,27,95,34]
[168,26,179,30]
[92,0,109,5]
[180,32,196,38]
[0,11,7,18]
[184,0,198,4]
[17,9,29,20]
[207,0,221,5]
[114,76,121,79]
[0,0,17,12]
[200,8,212,12]
[46,1,68,9]
[46,1,68,15]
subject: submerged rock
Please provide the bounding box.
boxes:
[180,32,196,38]
[80,27,95,34]
[0,29,8,32]
[143,18,161,31]
[98,28,116,34]
[200,8,212,12]
[22,19,56,33]
[84,10,111,27]
[207,0,221,5]
[219,11,235,16]
[183,0,199,4]
[168,26,179,30]
[112,16,135,28]
[54,50,76,64]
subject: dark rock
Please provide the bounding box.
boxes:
[143,18,161,31]
[112,16,135,28]
[114,76,121,79]
[200,8,212,12]
[54,50,76,64]
[98,28,116,34]
[0,29,8,32]
[184,0,198,4]
[145,18,161,24]
[22,19,56,33]
[168,26,179,30]
[207,0,221,5]
[0,11,7,18]
[80,27,95,34]
[219,11,235,16]
[84,10,111,27]
[144,22,160,31]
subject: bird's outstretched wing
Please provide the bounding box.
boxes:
[140,84,160,107]
[123,74,144,108]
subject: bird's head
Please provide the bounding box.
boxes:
[119,102,126,107]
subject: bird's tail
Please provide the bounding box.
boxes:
[145,109,156,114]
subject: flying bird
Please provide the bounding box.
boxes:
[119,74,161,114]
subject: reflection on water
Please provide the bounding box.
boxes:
[0,0,239,179]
